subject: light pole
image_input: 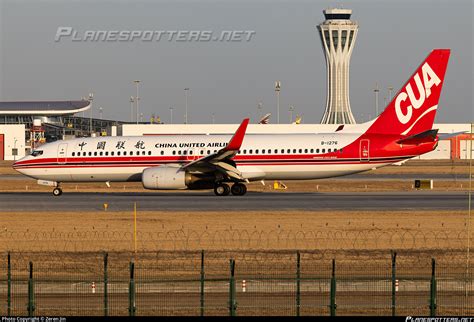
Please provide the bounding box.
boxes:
[88,92,94,136]
[257,101,263,120]
[275,81,281,124]
[184,88,189,124]
[388,86,394,102]
[130,96,135,123]
[169,107,174,124]
[289,105,295,123]
[373,83,379,116]
[133,80,141,124]
[466,122,473,301]
[257,101,263,119]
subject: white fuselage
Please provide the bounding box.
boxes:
[13,128,403,184]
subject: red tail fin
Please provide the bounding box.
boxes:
[366,49,450,136]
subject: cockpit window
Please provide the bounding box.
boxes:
[31,150,43,157]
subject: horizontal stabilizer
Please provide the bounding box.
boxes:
[396,129,438,145]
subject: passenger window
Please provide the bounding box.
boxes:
[88,152,92,156]
[281,149,284,153]
[255,149,259,154]
[310,149,314,153]
[189,151,193,155]
[293,149,296,153]
[249,150,253,154]
[322,149,326,153]
[72,152,75,156]
[298,149,302,153]
[207,150,211,155]
[243,150,247,154]
[287,149,290,153]
[262,149,265,154]
[200,150,204,155]
[160,151,164,155]
[117,151,121,156]
[183,151,187,155]
[275,149,278,154]
[148,151,151,156]
[99,152,103,156]
[172,151,176,155]
[178,151,181,155]
[111,151,114,156]
[123,151,127,156]
[316,149,320,153]
[304,149,308,153]
[142,151,146,156]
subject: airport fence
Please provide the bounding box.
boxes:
[0,250,472,316]
[0,228,471,252]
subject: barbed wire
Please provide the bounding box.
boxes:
[0,228,471,252]
[2,249,473,278]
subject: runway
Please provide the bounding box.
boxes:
[0,191,471,212]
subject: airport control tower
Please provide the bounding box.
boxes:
[318,8,358,124]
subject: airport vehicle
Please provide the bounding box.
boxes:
[13,49,450,196]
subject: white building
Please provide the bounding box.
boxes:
[0,124,26,161]
[318,8,358,124]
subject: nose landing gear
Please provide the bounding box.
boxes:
[52,185,63,196]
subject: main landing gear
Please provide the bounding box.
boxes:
[214,183,247,196]
[52,185,63,196]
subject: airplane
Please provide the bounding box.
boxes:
[13,49,450,197]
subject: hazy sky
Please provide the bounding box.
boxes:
[0,0,472,124]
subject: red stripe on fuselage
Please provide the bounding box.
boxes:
[13,155,408,170]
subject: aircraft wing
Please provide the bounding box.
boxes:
[181,118,249,181]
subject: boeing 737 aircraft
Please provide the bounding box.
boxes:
[13,49,450,196]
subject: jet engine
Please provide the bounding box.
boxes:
[142,166,216,190]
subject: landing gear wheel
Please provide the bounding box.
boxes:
[231,183,247,196]
[52,187,63,196]
[214,183,230,196]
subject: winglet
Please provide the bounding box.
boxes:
[225,118,250,151]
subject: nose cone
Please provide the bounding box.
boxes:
[12,155,30,174]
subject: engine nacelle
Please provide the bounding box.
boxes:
[142,166,188,190]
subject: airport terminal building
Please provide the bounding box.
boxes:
[0,100,125,160]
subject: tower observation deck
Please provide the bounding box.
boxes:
[318,8,358,124]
